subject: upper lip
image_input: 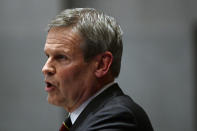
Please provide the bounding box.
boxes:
[44,80,57,87]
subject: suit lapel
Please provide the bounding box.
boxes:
[70,83,124,130]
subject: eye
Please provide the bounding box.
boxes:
[55,54,68,60]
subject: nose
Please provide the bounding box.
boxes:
[42,59,55,76]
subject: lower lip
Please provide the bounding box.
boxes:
[45,86,56,92]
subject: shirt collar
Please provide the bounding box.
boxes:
[69,81,115,124]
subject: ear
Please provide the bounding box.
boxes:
[95,51,113,78]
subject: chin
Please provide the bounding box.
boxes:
[47,95,68,108]
[47,95,60,106]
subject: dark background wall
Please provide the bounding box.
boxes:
[0,0,196,131]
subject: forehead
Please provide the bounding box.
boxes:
[45,27,83,50]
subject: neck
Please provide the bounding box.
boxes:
[64,75,114,112]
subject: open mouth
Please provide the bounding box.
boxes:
[45,81,56,92]
[46,82,53,87]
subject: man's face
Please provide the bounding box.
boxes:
[42,27,96,112]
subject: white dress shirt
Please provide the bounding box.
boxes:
[69,82,115,124]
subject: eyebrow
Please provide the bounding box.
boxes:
[44,45,71,56]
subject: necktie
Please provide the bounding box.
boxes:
[59,117,72,131]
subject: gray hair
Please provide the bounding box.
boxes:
[48,8,123,78]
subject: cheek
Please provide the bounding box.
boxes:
[59,66,78,84]
[60,65,90,91]
[59,64,86,82]
[58,66,83,93]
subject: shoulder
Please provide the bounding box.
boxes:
[71,84,154,131]
[84,95,153,131]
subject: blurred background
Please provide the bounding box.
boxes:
[0,0,196,131]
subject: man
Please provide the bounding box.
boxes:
[42,8,153,131]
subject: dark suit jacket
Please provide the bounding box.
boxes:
[70,83,154,131]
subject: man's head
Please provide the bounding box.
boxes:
[48,8,123,78]
[42,8,123,112]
